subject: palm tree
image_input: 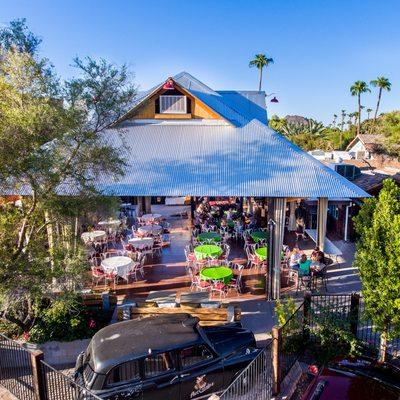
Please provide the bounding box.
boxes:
[370,77,391,123]
[249,54,274,91]
[350,81,370,135]
[366,108,373,119]
[332,114,338,128]
[340,110,346,131]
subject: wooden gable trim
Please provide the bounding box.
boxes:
[116,79,231,125]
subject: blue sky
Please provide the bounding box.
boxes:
[1,0,399,124]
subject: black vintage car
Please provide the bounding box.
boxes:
[75,314,260,400]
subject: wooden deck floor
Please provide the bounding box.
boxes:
[88,208,305,303]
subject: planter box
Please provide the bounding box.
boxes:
[26,338,90,367]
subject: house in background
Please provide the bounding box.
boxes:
[346,134,384,160]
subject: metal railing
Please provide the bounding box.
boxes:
[219,340,274,400]
[40,360,102,400]
[0,334,35,400]
[278,302,306,382]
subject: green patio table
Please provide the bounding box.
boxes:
[251,231,268,242]
[255,247,268,261]
[200,266,233,285]
[194,245,223,260]
[197,232,221,243]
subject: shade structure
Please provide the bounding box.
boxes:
[97,119,369,199]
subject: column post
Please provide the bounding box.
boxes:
[317,197,328,251]
[272,197,286,299]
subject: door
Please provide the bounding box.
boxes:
[101,359,143,400]
[141,351,180,400]
[178,345,224,400]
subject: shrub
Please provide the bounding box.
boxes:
[27,294,112,343]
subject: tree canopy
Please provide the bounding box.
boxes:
[353,179,400,360]
[0,20,136,332]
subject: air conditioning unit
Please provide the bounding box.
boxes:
[159,95,187,114]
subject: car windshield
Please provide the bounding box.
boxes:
[82,351,96,386]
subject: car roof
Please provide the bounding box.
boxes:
[89,314,201,373]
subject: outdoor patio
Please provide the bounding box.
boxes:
[84,203,361,344]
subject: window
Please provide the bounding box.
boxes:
[106,360,140,387]
[159,95,187,114]
[180,345,213,368]
[144,353,173,378]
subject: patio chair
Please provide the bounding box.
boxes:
[104,270,118,288]
[228,264,244,295]
[312,265,328,292]
[91,266,105,285]
[208,255,220,267]
[295,271,312,293]
[184,248,196,269]
[245,247,263,269]
[189,273,211,292]
[210,280,227,299]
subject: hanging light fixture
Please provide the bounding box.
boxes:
[162,78,174,90]
[270,96,279,103]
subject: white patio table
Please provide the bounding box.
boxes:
[101,256,133,281]
[142,213,162,222]
[98,219,120,227]
[128,237,154,249]
[137,225,163,236]
[81,230,107,243]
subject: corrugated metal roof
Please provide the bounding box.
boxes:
[96,119,369,198]
[216,91,267,124]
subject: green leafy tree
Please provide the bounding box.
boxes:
[0,20,136,331]
[0,18,41,55]
[353,179,400,362]
[366,108,373,120]
[370,77,391,124]
[350,81,370,135]
[249,53,274,91]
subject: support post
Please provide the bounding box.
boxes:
[303,292,312,341]
[266,218,275,301]
[144,196,152,214]
[317,197,328,251]
[350,293,360,336]
[272,326,281,395]
[136,197,143,217]
[272,197,286,300]
[30,350,46,400]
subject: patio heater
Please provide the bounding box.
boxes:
[266,218,276,301]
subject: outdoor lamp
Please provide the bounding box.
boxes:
[270,96,279,103]
[163,78,174,90]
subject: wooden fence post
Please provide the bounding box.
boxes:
[272,325,281,395]
[350,293,360,336]
[30,350,46,400]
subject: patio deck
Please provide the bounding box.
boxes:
[87,205,360,344]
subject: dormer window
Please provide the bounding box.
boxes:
[159,95,187,114]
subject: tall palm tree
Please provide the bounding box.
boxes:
[340,109,346,131]
[350,81,370,135]
[332,114,338,128]
[370,77,391,123]
[249,54,274,91]
[366,108,373,119]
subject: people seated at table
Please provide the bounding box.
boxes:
[311,247,326,265]
[289,247,302,270]
[299,254,312,276]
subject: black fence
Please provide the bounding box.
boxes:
[277,302,305,383]
[0,334,102,400]
[40,360,102,400]
[0,334,35,400]
[219,340,274,400]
